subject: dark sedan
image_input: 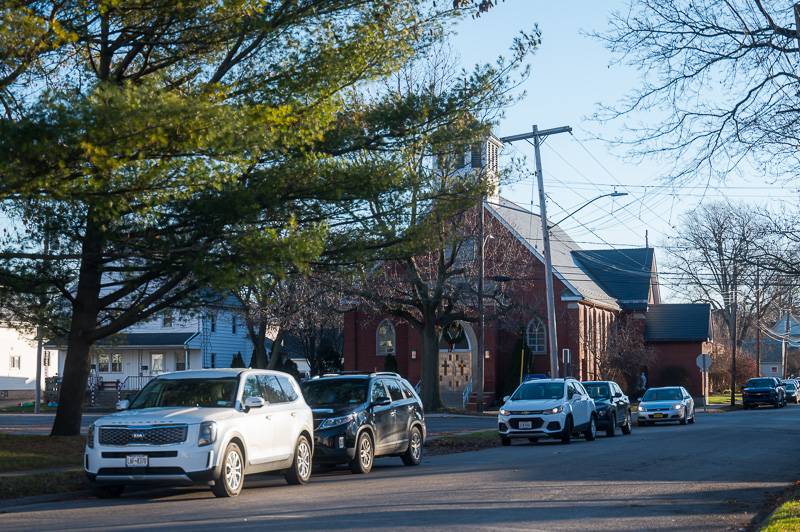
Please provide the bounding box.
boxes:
[742,377,785,408]
[782,380,799,404]
[583,380,632,436]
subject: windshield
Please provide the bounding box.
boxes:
[785,383,797,390]
[301,379,368,407]
[584,383,611,400]
[746,378,776,388]
[130,378,238,409]
[641,388,682,402]
[511,382,565,401]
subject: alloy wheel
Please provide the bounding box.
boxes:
[225,449,243,492]
[359,436,373,470]
[410,430,422,461]
[296,439,312,481]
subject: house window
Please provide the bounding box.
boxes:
[210,352,216,368]
[210,314,216,333]
[376,320,395,357]
[97,354,110,373]
[232,316,237,334]
[9,356,21,370]
[176,356,186,371]
[526,317,546,353]
[43,351,51,367]
[111,353,123,373]
[151,353,164,374]
[162,311,173,328]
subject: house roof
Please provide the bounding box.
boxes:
[572,248,655,311]
[486,198,620,310]
[45,332,197,349]
[645,304,712,342]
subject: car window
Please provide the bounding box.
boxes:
[242,376,262,401]
[384,379,405,402]
[301,378,368,407]
[567,383,576,398]
[257,375,285,403]
[400,380,417,400]
[584,383,611,400]
[276,375,299,402]
[574,382,587,395]
[371,381,390,403]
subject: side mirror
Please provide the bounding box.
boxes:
[116,399,129,411]
[372,397,391,408]
[502,395,510,403]
[614,392,623,398]
[244,396,266,410]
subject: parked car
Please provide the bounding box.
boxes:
[84,369,314,498]
[782,380,799,404]
[583,380,632,436]
[300,372,425,474]
[637,386,695,425]
[742,377,786,408]
[498,378,597,445]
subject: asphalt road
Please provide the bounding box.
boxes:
[0,413,495,436]
[2,407,798,531]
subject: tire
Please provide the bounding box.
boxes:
[212,442,245,498]
[621,411,632,435]
[606,412,616,437]
[688,409,695,424]
[90,483,124,499]
[680,409,688,425]
[349,431,374,474]
[500,436,511,446]
[560,416,573,444]
[527,437,539,444]
[401,426,423,466]
[584,415,597,441]
[285,434,313,485]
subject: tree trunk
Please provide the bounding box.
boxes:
[420,312,442,411]
[51,209,104,436]
[249,321,269,369]
[267,329,285,370]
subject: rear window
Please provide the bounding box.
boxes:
[384,379,405,402]
[584,383,611,400]
[301,378,368,407]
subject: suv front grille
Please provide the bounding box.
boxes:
[510,418,544,430]
[98,425,188,446]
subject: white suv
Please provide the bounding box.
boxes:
[85,369,314,498]
[498,378,597,445]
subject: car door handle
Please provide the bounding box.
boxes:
[265,415,271,420]
[290,411,296,417]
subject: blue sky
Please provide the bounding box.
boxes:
[451,1,795,302]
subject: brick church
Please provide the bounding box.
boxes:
[342,137,713,406]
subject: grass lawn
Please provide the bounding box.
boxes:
[426,430,499,456]
[0,471,87,500]
[762,498,800,531]
[707,394,741,405]
[0,434,84,473]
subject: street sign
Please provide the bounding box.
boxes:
[696,353,712,371]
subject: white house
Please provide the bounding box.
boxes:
[46,296,253,392]
[0,325,44,400]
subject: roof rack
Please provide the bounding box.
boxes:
[369,372,401,378]
[316,371,402,378]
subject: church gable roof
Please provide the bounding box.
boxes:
[571,248,655,311]
[645,303,712,342]
[486,197,619,310]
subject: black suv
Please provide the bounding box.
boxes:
[300,372,426,474]
[583,380,633,437]
[742,377,786,408]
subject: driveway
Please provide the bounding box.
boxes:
[1,407,797,530]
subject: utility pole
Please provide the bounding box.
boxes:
[34,232,50,415]
[501,125,572,378]
[476,196,485,412]
[730,287,738,408]
[783,292,792,379]
[755,265,761,377]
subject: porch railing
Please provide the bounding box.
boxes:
[117,375,155,400]
[462,380,473,408]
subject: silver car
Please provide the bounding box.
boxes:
[637,386,695,426]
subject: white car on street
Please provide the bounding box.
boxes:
[637,386,695,426]
[498,378,597,445]
[85,369,314,498]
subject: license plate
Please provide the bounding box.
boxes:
[652,413,665,419]
[126,454,149,467]
[518,421,532,429]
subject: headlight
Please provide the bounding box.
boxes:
[548,405,564,414]
[499,408,511,416]
[87,424,95,449]
[638,405,646,412]
[318,413,356,430]
[198,421,217,447]
[673,404,683,410]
